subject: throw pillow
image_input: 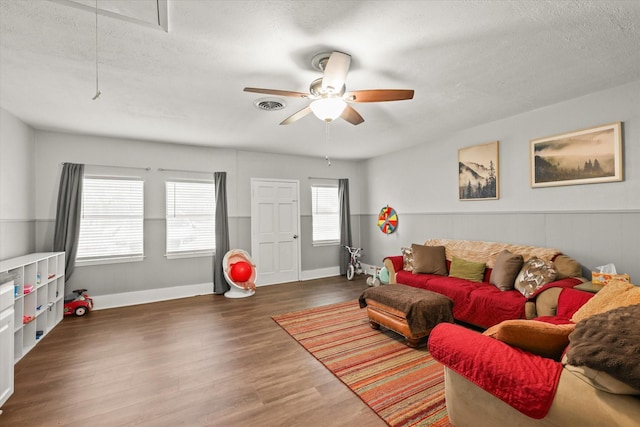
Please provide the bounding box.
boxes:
[562,355,640,395]
[401,247,414,272]
[448,256,486,282]
[567,303,640,390]
[514,257,558,298]
[553,254,582,279]
[411,244,447,276]
[571,280,640,323]
[489,250,524,291]
[483,319,575,360]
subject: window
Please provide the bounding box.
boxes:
[77,177,144,264]
[311,185,340,245]
[165,180,215,258]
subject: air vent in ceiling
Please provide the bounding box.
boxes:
[254,97,286,111]
[54,0,168,32]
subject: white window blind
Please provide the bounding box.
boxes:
[311,185,340,244]
[166,180,215,256]
[77,177,144,262]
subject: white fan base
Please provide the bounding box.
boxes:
[224,287,255,299]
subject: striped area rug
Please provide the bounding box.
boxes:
[272,300,451,427]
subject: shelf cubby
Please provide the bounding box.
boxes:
[13,329,23,361]
[0,252,65,363]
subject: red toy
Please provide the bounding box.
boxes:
[64,289,93,317]
[229,261,252,282]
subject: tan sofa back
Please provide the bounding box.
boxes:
[424,238,560,269]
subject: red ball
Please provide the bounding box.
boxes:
[230,261,252,282]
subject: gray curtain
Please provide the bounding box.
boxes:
[213,172,230,294]
[338,178,352,275]
[53,163,84,281]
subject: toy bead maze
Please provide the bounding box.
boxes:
[377,206,398,234]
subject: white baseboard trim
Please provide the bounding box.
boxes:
[92,282,213,311]
[92,265,383,310]
[299,264,381,281]
[300,266,341,281]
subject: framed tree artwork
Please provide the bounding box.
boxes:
[530,122,622,188]
[458,141,499,200]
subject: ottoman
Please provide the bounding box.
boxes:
[359,284,454,347]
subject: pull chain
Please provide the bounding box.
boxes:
[92,0,101,100]
[324,120,331,166]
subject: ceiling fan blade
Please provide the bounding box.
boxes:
[244,87,309,98]
[280,106,312,125]
[321,52,351,93]
[340,104,364,125]
[345,89,414,103]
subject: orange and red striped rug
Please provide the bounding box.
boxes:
[272,300,451,427]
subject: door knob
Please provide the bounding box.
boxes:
[293,234,298,239]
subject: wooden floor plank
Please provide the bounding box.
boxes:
[2,276,387,426]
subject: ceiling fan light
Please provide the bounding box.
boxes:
[309,98,346,122]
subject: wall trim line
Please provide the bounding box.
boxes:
[92,282,213,311]
[363,209,640,216]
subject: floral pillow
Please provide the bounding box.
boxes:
[401,247,414,272]
[514,257,557,298]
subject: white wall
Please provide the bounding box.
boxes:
[234,150,364,275]
[0,108,35,259]
[361,80,640,281]
[33,131,364,298]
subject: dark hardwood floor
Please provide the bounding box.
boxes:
[2,276,387,427]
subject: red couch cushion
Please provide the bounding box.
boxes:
[395,269,582,328]
[557,287,594,318]
[396,270,526,327]
[428,323,563,419]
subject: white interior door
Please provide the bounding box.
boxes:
[251,179,300,286]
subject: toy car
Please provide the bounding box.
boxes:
[63,289,93,317]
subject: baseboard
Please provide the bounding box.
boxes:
[300,266,341,281]
[92,282,213,310]
[92,265,379,309]
[299,264,381,281]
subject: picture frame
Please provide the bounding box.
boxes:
[458,141,499,200]
[530,122,623,188]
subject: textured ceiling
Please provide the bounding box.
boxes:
[2,0,640,160]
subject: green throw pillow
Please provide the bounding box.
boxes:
[449,256,486,282]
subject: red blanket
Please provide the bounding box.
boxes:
[392,262,581,327]
[396,270,526,327]
[428,323,563,419]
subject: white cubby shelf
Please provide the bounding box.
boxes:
[0,252,65,363]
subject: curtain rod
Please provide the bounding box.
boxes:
[158,168,214,174]
[62,162,150,171]
[308,176,342,180]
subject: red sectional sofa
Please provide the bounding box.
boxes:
[428,281,640,426]
[383,238,585,328]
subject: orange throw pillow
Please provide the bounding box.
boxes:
[483,319,575,360]
[571,280,640,323]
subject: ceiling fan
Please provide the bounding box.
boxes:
[244,51,414,126]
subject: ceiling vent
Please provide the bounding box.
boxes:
[254,97,286,111]
[53,0,168,32]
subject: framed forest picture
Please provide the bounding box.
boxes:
[458,141,499,200]
[530,122,622,188]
